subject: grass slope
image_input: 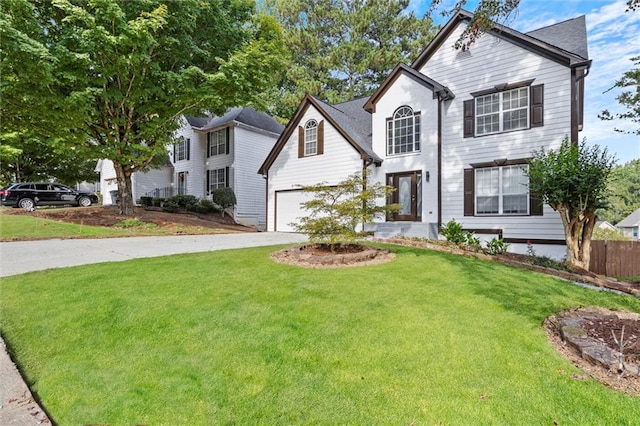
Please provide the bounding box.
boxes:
[1,245,639,424]
[0,211,227,240]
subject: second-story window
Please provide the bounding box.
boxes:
[208,128,229,156]
[174,137,190,161]
[464,82,543,138]
[386,106,421,155]
[304,120,318,156]
[476,87,529,135]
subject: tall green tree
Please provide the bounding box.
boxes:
[262,0,437,121]
[528,139,616,270]
[598,159,640,224]
[1,0,286,215]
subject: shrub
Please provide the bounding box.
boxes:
[168,194,198,209]
[139,196,153,207]
[293,170,399,250]
[162,200,180,213]
[151,197,166,207]
[211,188,237,217]
[485,237,509,255]
[188,199,218,214]
[440,219,466,244]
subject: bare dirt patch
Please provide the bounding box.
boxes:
[271,244,395,268]
[545,308,640,396]
[2,205,254,234]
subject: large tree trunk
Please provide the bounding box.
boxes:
[113,162,135,215]
[557,205,596,271]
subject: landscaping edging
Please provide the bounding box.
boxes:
[271,245,395,268]
[552,308,640,378]
[372,238,640,297]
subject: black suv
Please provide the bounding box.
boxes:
[0,182,99,210]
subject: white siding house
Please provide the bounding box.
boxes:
[617,208,640,241]
[259,10,591,259]
[98,107,283,230]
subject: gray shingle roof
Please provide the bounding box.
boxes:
[617,207,640,227]
[312,96,381,163]
[189,107,284,135]
[184,115,211,128]
[525,15,589,60]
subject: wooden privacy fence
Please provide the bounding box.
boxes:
[589,240,640,277]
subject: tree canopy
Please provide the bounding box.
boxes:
[262,0,437,121]
[598,56,640,136]
[598,159,640,225]
[1,0,287,214]
[528,139,616,270]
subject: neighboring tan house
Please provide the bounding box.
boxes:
[259,10,591,258]
[97,107,283,229]
[617,208,640,241]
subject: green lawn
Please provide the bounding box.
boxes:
[0,210,230,240]
[1,244,639,424]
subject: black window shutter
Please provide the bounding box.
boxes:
[186,138,190,161]
[173,143,176,161]
[206,170,210,194]
[206,133,211,158]
[298,126,304,158]
[225,166,230,188]
[463,168,475,216]
[463,100,474,138]
[530,191,544,216]
[226,127,230,154]
[317,120,324,155]
[530,84,544,127]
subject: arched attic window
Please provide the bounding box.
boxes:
[298,119,324,158]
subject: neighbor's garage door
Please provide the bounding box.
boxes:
[275,190,312,232]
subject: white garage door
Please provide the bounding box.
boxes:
[275,190,312,232]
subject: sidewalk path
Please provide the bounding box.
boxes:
[0,232,307,424]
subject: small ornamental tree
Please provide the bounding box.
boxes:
[211,187,237,218]
[293,170,400,251]
[527,138,616,270]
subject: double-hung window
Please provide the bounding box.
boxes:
[174,137,189,161]
[208,168,228,193]
[208,129,228,156]
[387,106,421,155]
[476,87,529,135]
[304,120,318,156]
[464,82,543,138]
[475,165,529,215]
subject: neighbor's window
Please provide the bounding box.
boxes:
[476,164,528,215]
[476,87,529,135]
[208,128,228,156]
[175,137,189,161]
[208,168,227,192]
[304,120,318,156]
[387,106,421,155]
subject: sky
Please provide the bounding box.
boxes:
[408,0,640,165]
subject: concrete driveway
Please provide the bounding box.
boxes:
[0,232,307,424]
[0,232,308,277]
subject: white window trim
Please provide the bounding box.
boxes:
[208,168,227,192]
[387,106,421,156]
[475,87,529,136]
[475,165,529,216]
[175,138,188,161]
[304,120,318,156]
[209,129,227,156]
